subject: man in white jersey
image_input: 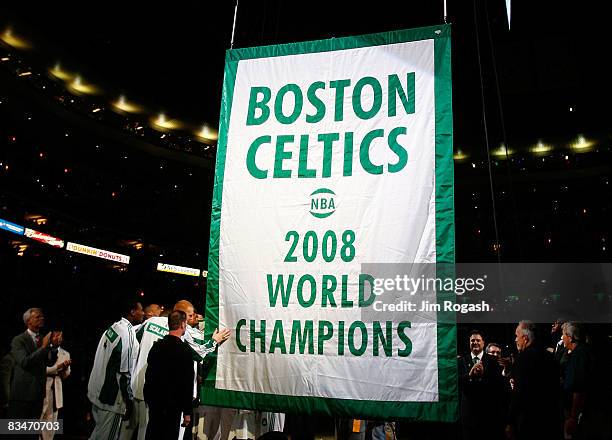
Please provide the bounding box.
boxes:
[119,314,168,440]
[174,300,230,440]
[119,300,229,440]
[88,300,144,440]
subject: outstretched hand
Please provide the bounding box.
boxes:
[212,328,231,345]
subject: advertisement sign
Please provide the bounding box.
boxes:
[66,242,130,264]
[157,262,200,277]
[0,217,25,235]
[24,228,64,248]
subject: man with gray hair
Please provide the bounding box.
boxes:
[561,321,593,438]
[506,321,560,440]
[8,308,61,426]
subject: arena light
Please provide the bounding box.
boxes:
[195,124,218,141]
[0,217,25,235]
[570,135,595,153]
[453,149,469,162]
[156,262,200,277]
[24,228,64,248]
[68,75,99,95]
[112,95,143,114]
[120,239,143,250]
[530,140,554,156]
[49,63,74,81]
[151,113,182,131]
[15,243,28,257]
[0,28,31,50]
[25,214,48,226]
[491,144,513,159]
[66,242,130,264]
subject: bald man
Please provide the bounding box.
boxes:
[173,301,230,351]
[173,301,230,440]
[144,304,162,320]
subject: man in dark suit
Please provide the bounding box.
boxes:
[458,330,507,440]
[8,308,60,421]
[144,310,194,440]
[506,321,561,440]
[560,321,592,439]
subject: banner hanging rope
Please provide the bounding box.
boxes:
[230,0,239,49]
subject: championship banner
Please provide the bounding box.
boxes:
[205,25,455,421]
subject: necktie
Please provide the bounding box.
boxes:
[35,334,41,347]
[472,356,479,365]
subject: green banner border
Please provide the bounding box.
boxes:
[204,25,456,422]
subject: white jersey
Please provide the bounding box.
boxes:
[88,318,139,414]
[132,316,169,400]
[131,319,216,402]
[184,325,217,361]
[183,325,217,399]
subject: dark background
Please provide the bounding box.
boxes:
[1,0,611,437]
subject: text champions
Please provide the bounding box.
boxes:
[235,274,413,357]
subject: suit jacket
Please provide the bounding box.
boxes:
[144,334,194,415]
[458,353,508,431]
[9,331,56,403]
[508,345,560,439]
